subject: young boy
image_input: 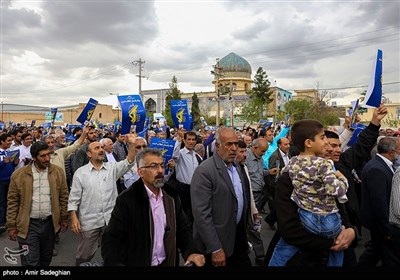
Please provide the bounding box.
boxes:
[269,119,349,266]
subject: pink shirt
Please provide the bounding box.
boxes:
[144,185,167,266]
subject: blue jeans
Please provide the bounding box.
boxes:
[269,209,343,267]
[299,209,342,239]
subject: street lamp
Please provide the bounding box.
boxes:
[109,93,120,122]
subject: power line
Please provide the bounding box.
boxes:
[286,81,400,92]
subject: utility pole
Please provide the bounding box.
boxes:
[132,58,146,101]
[229,79,234,127]
[211,58,223,126]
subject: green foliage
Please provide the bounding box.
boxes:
[203,115,226,126]
[247,67,273,118]
[383,113,400,128]
[164,76,182,126]
[240,98,263,125]
[284,99,342,126]
[284,99,315,121]
[191,92,201,128]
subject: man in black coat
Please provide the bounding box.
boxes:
[359,136,400,266]
[101,148,204,266]
[267,171,357,266]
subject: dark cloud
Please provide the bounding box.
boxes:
[2,1,399,108]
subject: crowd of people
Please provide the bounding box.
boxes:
[0,103,400,267]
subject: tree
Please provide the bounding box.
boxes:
[284,99,343,126]
[383,113,400,128]
[191,92,201,128]
[284,99,315,122]
[239,98,263,127]
[317,90,337,106]
[247,67,274,118]
[163,76,182,126]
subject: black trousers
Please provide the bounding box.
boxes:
[17,217,55,266]
[205,221,251,267]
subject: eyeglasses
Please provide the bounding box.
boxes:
[135,145,147,150]
[140,163,165,170]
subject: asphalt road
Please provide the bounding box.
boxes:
[0,212,368,267]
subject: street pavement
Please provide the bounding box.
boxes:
[0,212,368,267]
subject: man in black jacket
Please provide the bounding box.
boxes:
[265,104,387,266]
[101,148,204,266]
[267,171,357,266]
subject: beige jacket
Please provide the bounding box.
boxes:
[7,162,69,239]
[51,141,82,175]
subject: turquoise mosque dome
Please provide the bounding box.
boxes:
[219,52,252,74]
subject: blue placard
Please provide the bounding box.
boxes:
[118,95,146,135]
[149,137,176,174]
[170,100,190,130]
[76,98,98,124]
[6,150,20,162]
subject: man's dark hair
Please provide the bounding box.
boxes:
[324,130,339,139]
[0,133,12,144]
[291,119,324,153]
[184,131,197,140]
[73,127,83,135]
[30,141,49,158]
[238,140,247,149]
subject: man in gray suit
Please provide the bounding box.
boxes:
[191,127,252,267]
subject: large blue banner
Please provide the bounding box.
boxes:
[362,49,382,108]
[149,137,176,174]
[76,98,98,124]
[118,95,146,135]
[170,100,190,130]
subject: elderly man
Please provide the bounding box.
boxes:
[68,134,138,266]
[191,127,252,267]
[246,138,277,215]
[123,136,148,188]
[264,137,291,229]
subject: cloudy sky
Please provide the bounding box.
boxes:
[2,0,399,109]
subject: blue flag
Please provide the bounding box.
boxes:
[362,49,382,108]
[137,127,148,140]
[350,99,360,129]
[200,116,208,126]
[149,137,176,174]
[348,123,367,146]
[118,95,146,135]
[170,100,190,130]
[76,98,98,124]
[50,108,58,124]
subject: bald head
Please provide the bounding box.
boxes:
[252,138,268,158]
